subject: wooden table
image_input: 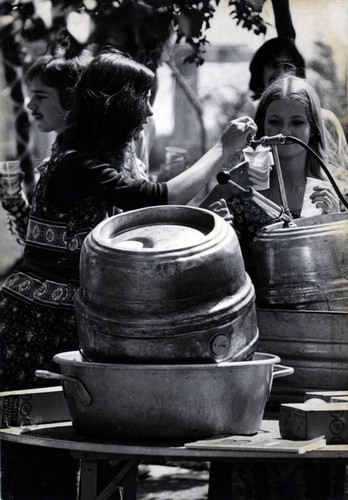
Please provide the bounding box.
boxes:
[1,420,348,499]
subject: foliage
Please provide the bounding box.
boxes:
[229,0,267,35]
[199,76,255,147]
[307,40,346,120]
[0,0,267,68]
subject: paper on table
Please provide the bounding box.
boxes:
[185,432,326,454]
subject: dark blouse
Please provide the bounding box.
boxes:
[47,151,167,213]
[0,150,168,393]
[19,150,167,287]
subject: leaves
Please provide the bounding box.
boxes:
[229,0,267,35]
[0,0,267,67]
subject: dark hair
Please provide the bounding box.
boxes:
[254,74,328,180]
[249,38,306,100]
[25,49,93,109]
[55,48,155,168]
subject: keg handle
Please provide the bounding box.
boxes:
[272,364,294,379]
[268,364,295,399]
[35,369,92,406]
[214,170,292,223]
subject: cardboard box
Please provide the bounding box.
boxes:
[279,399,348,444]
[305,391,348,402]
[0,386,70,427]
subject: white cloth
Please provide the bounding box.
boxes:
[243,145,273,191]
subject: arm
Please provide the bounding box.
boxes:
[167,117,257,205]
[50,117,257,214]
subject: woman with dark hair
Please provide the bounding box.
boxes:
[249,37,306,101]
[55,49,155,165]
[0,48,255,498]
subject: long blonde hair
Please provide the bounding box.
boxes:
[254,74,335,180]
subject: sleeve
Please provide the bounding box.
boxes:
[48,152,168,213]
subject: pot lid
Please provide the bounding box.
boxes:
[108,223,207,251]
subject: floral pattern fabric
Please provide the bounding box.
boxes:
[0,153,108,392]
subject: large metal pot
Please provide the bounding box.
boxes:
[250,213,348,310]
[75,205,258,363]
[257,308,348,407]
[36,352,293,440]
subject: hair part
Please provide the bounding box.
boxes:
[254,74,329,179]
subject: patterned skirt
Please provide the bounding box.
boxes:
[0,271,81,499]
[0,271,79,392]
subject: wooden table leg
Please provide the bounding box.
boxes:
[96,460,140,500]
[78,459,98,500]
[208,461,233,500]
[73,453,140,500]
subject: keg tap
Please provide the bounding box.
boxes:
[248,134,348,210]
[216,171,292,224]
[247,134,293,222]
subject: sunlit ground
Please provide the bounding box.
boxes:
[138,464,209,500]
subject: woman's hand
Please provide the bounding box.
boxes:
[310,185,340,214]
[221,116,257,159]
[208,198,233,225]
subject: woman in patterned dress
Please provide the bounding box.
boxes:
[0,48,256,498]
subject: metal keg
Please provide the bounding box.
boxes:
[250,212,348,310]
[257,308,348,407]
[75,205,258,363]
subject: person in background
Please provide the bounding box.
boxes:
[26,49,93,135]
[0,47,255,499]
[249,37,306,101]
[248,37,348,174]
[2,47,153,247]
[26,47,153,173]
[0,49,93,245]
